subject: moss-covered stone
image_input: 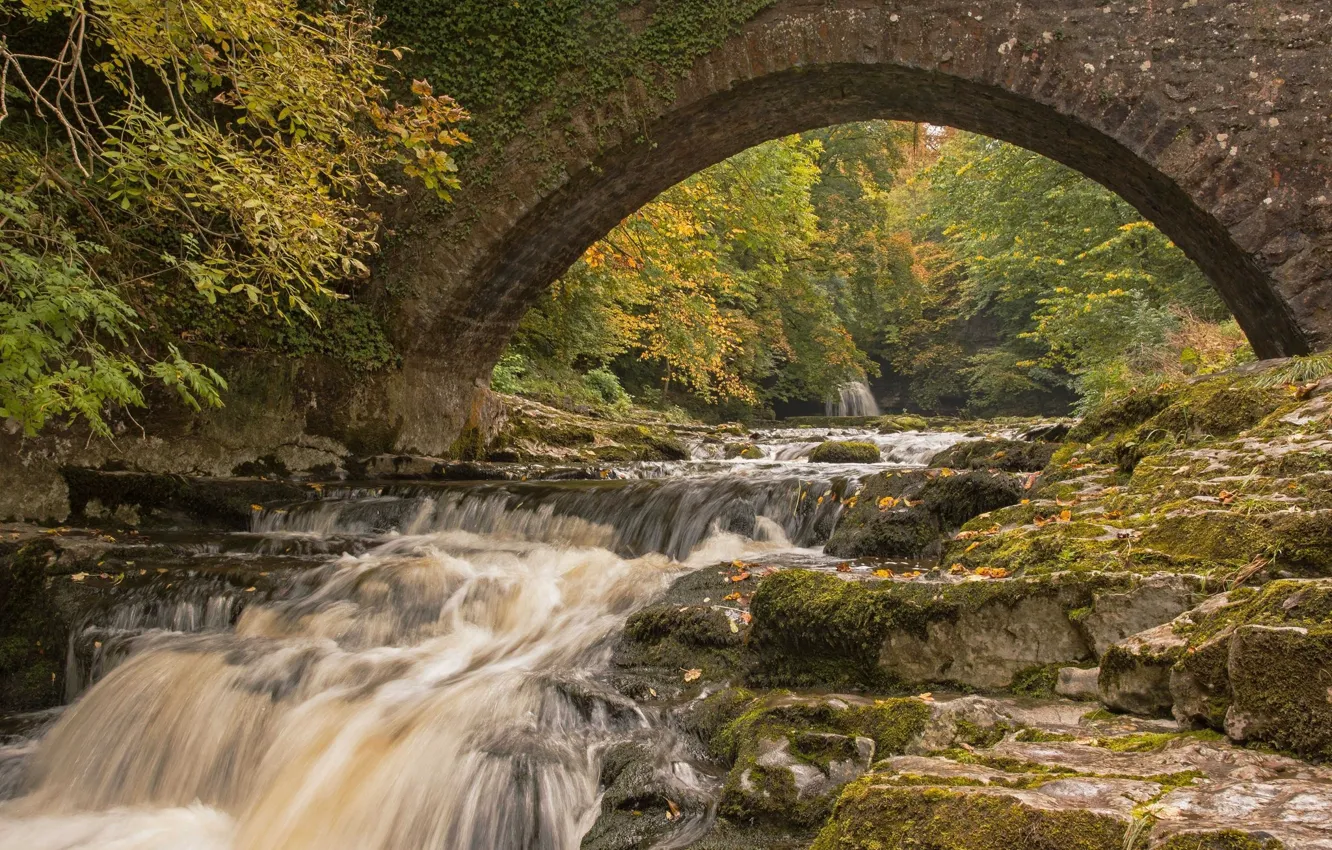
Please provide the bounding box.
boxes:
[811,783,1127,850]
[809,441,882,464]
[825,470,1022,559]
[712,693,931,829]
[746,569,1133,692]
[1154,831,1284,850]
[929,439,1058,473]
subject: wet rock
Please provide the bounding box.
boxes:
[808,441,881,464]
[928,438,1057,473]
[581,741,713,850]
[1020,422,1072,443]
[876,415,929,434]
[1098,623,1186,718]
[610,568,749,700]
[61,469,317,530]
[724,443,765,460]
[0,541,68,712]
[1056,667,1101,701]
[825,470,1022,559]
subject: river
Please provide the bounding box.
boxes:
[0,425,980,850]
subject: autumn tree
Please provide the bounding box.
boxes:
[0,0,467,435]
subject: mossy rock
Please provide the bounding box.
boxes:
[0,540,68,711]
[826,471,1022,559]
[811,783,1127,850]
[929,439,1058,473]
[712,693,931,829]
[725,443,765,460]
[746,569,1124,692]
[809,441,881,464]
[1144,382,1286,439]
[878,414,929,433]
[1155,831,1285,850]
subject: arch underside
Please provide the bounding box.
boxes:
[447,62,1310,367]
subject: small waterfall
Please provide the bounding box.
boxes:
[825,381,881,418]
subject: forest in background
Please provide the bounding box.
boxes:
[494,123,1250,421]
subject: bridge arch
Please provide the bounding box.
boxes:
[376,2,1332,454]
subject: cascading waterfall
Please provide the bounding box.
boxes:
[0,426,994,850]
[825,380,881,418]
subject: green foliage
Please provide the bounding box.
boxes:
[0,0,466,433]
[507,134,871,408]
[920,133,1236,413]
[0,180,223,436]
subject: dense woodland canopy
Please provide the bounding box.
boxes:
[0,0,1252,437]
[496,123,1248,420]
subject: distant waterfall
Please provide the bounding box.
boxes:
[826,381,881,418]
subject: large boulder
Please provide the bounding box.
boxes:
[825,470,1022,559]
[928,438,1058,473]
[747,570,1189,693]
[1100,580,1332,760]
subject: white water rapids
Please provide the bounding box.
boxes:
[0,426,997,850]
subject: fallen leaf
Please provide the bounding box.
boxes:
[949,563,968,575]
[877,495,898,510]
[918,692,935,703]
[965,541,981,553]
[836,563,852,573]
[250,504,264,511]
[666,799,681,821]
[723,592,742,602]
[70,573,87,582]
[731,571,751,583]
[683,669,702,683]
[1058,509,1072,523]
[729,620,739,633]
[741,611,753,624]
[873,568,894,578]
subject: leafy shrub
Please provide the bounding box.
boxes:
[582,367,631,411]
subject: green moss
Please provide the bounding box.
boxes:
[616,604,743,691]
[1154,830,1284,850]
[1089,730,1224,753]
[1145,382,1285,439]
[809,441,882,464]
[1009,662,1070,698]
[812,784,1126,850]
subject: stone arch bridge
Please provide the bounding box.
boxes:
[349,1,1332,454]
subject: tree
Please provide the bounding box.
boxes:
[0,0,467,435]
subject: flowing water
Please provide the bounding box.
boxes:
[0,425,985,850]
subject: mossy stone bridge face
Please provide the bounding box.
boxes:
[371,0,1332,454]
